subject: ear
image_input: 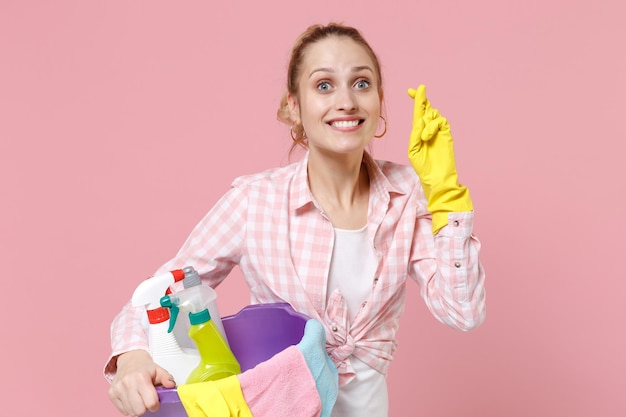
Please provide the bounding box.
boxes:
[287,93,300,125]
[378,89,385,119]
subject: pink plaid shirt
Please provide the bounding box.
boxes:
[106,151,486,384]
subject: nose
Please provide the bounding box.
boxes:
[335,87,357,112]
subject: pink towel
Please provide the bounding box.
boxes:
[238,345,321,417]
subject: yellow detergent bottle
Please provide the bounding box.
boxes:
[185,308,241,384]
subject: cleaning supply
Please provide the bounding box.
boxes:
[219,302,308,372]
[178,375,252,417]
[407,84,473,234]
[159,270,240,384]
[168,266,228,348]
[236,345,322,417]
[185,308,241,383]
[177,319,336,417]
[296,319,338,417]
[148,303,327,417]
[131,269,201,384]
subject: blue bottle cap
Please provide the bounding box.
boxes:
[189,308,211,325]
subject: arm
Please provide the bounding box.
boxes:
[407,84,486,330]
[410,209,486,330]
[105,185,249,415]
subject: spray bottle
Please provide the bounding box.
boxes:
[172,266,228,344]
[186,308,241,383]
[160,268,240,384]
[131,269,200,384]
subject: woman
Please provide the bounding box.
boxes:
[105,23,486,417]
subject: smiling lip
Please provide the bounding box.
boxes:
[328,118,364,129]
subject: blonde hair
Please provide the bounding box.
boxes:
[277,23,384,151]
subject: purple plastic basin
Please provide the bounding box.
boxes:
[149,303,309,417]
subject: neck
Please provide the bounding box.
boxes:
[306,150,370,229]
[308,150,367,203]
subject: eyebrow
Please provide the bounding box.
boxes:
[308,65,374,78]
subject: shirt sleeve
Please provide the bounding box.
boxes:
[409,210,486,331]
[103,185,249,381]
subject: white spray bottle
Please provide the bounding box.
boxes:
[165,266,228,344]
[131,269,200,384]
[160,266,240,384]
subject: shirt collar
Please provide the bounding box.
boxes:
[289,151,405,212]
[289,151,314,211]
[362,151,404,198]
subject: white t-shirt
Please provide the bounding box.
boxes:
[327,226,389,417]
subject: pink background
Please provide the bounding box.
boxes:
[1,0,624,416]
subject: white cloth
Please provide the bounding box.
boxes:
[328,226,388,416]
[327,226,377,320]
[331,357,388,417]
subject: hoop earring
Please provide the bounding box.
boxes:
[291,125,307,142]
[374,115,387,138]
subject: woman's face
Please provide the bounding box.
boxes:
[289,36,382,156]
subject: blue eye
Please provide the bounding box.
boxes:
[317,81,331,91]
[355,79,370,89]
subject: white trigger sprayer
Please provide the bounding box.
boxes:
[131,269,200,384]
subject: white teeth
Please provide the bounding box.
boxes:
[331,120,360,128]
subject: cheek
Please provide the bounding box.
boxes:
[299,96,327,124]
[370,94,383,115]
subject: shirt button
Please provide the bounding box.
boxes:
[454,261,461,268]
[332,326,338,332]
[374,278,379,284]
[453,220,460,227]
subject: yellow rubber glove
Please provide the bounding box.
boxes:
[408,84,473,234]
[178,375,252,417]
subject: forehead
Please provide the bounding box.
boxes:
[301,36,375,73]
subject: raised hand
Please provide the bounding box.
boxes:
[408,84,473,233]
